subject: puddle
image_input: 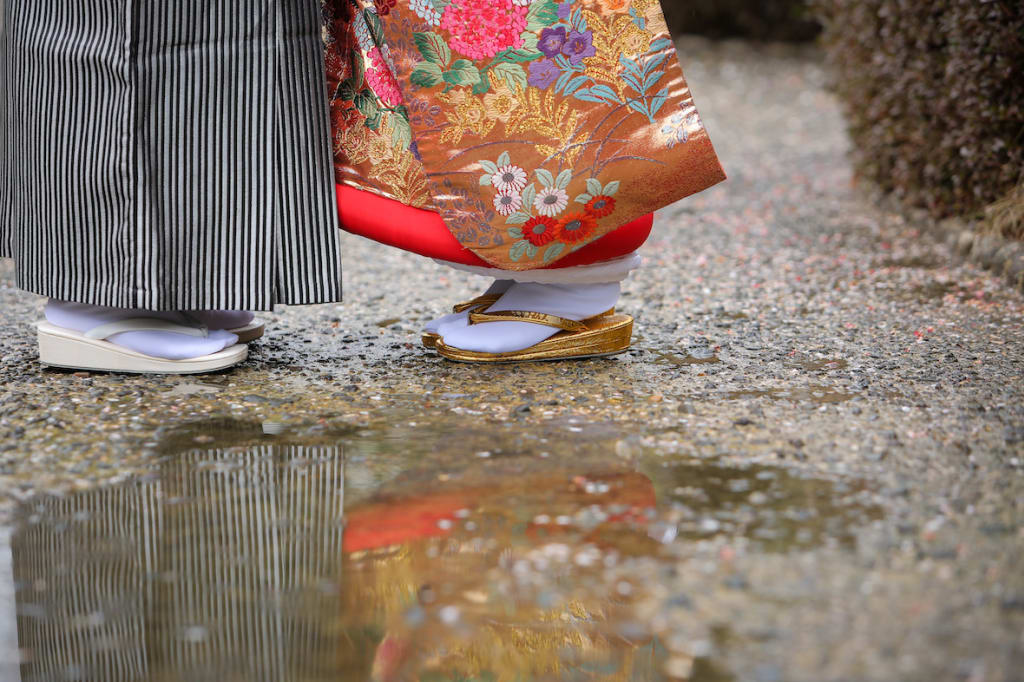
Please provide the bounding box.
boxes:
[653,351,721,367]
[784,357,848,372]
[877,256,944,270]
[895,280,974,302]
[724,385,856,404]
[5,419,879,681]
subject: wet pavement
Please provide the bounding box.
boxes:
[1,38,1023,681]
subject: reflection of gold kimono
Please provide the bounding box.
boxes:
[341,469,666,681]
[324,0,724,270]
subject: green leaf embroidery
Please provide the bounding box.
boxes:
[535,169,555,188]
[480,175,493,186]
[510,240,530,261]
[508,227,524,240]
[472,78,491,96]
[494,47,543,63]
[555,169,573,189]
[520,33,540,51]
[363,10,386,47]
[575,193,592,204]
[410,62,444,88]
[526,0,559,32]
[497,151,511,167]
[354,91,380,120]
[338,80,357,102]
[542,242,565,264]
[443,60,481,87]
[604,180,621,196]
[350,48,366,89]
[521,183,537,211]
[525,243,539,259]
[479,159,499,175]
[505,211,531,225]
[491,62,527,92]
[390,115,413,151]
[414,32,451,66]
[431,0,450,12]
[586,178,603,196]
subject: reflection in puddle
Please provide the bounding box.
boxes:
[724,385,856,404]
[652,351,721,367]
[783,357,848,372]
[8,420,879,681]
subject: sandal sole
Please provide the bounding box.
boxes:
[435,314,633,364]
[229,319,265,344]
[37,322,248,374]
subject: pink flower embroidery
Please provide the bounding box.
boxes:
[439,0,529,61]
[366,47,404,106]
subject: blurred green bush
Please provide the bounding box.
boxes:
[662,0,821,43]
[812,0,1024,238]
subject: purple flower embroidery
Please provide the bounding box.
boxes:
[562,30,596,65]
[538,26,567,58]
[557,2,572,20]
[528,58,561,89]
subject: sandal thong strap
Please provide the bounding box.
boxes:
[85,317,209,341]
[452,294,502,314]
[468,310,597,332]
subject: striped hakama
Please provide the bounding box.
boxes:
[0,0,343,311]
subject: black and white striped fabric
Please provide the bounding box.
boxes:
[0,1,343,311]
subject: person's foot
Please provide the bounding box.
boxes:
[422,279,514,338]
[44,301,240,361]
[436,282,620,353]
[190,310,255,331]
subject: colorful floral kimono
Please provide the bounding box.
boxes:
[324,0,724,271]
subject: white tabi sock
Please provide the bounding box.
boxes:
[45,301,240,361]
[437,282,621,353]
[423,279,513,335]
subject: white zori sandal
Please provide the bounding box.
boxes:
[37,317,248,374]
[191,311,265,344]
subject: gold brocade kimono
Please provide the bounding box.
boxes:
[323,0,725,270]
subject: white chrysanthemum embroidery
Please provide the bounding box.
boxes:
[410,0,442,25]
[494,191,523,216]
[533,187,569,217]
[491,165,528,194]
[355,10,377,52]
[511,0,534,6]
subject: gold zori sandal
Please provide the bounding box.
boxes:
[435,309,633,363]
[421,293,503,349]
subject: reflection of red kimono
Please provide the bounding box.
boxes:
[343,471,657,553]
[324,0,724,271]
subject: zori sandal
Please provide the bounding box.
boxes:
[421,293,504,349]
[434,309,633,363]
[226,318,265,344]
[182,312,265,344]
[37,318,248,374]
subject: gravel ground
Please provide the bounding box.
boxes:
[1,38,1022,681]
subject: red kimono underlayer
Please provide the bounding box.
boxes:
[336,184,654,269]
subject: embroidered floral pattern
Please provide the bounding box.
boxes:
[478,151,625,263]
[409,0,441,25]
[440,0,529,61]
[366,48,404,106]
[324,0,430,207]
[323,0,724,268]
